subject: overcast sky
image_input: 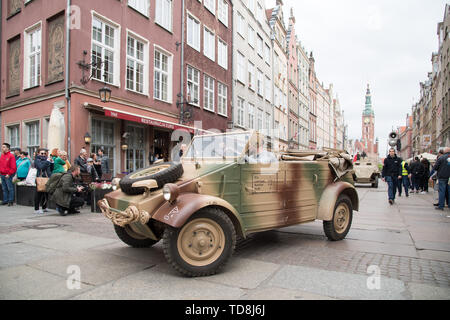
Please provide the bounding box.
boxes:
[265,0,447,155]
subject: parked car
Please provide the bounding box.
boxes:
[99,131,359,277]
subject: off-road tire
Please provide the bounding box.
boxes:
[323,194,353,241]
[119,162,183,195]
[372,178,379,188]
[114,224,159,248]
[162,207,236,277]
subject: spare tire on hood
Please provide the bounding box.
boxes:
[119,162,184,195]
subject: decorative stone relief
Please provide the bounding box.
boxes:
[47,14,65,84]
[7,38,20,97]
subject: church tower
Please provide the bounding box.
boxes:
[361,84,377,158]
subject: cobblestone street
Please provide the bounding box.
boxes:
[0,181,449,300]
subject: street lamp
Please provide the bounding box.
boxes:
[99,86,112,103]
[84,132,92,144]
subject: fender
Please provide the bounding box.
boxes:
[317,181,359,221]
[152,193,246,238]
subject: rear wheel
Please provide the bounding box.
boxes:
[163,207,236,277]
[114,224,159,248]
[372,178,379,188]
[323,194,353,241]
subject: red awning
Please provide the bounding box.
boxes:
[103,107,207,134]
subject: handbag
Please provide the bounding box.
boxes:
[36,177,49,192]
[25,168,37,185]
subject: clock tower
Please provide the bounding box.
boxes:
[361,84,378,159]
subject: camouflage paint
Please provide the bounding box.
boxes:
[102,131,358,240]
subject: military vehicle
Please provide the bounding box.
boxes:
[352,159,380,188]
[98,131,359,277]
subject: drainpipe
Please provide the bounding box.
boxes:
[65,0,71,161]
[179,0,185,124]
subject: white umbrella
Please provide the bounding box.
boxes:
[47,106,65,152]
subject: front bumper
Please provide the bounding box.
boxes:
[97,198,151,227]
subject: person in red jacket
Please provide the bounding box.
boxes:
[0,143,17,206]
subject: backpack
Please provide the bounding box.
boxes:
[45,173,66,195]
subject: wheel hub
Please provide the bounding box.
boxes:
[177,218,225,266]
[334,203,349,233]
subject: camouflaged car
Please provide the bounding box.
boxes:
[352,159,380,188]
[98,131,359,277]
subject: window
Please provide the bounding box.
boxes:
[256,2,263,22]
[218,39,227,69]
[248,103,255,129]
[257,35,263,57]
[204,0,215,15]
[248,61,255,90]
[204,75,215,112]
[7,125,20,149]
[125,125,145,173]
[187,65,200,106]
[187,14,200,51]
[248,25,255,48]
[257,69,263,96]
[264,43,271,65]
[218,0,228,27]
[155,0,172,31]
[218,82,227,116]
[265,112,271,133]
[154,48,172,102]
[237,52,246,84]
[92,119,115,175]
[265,76,271,102]
[126,35,148,94]
[248,0,256,13]
[24,24,41,88]
[237,97,245,127]
[128,0,149,16]
[257,108,263,131]
[26,121,40,156]
[91,16,119,85]
[236,12,246,38]
[203,27,215,61]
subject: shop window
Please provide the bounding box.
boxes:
[125,125,145,173]
[7,125,20,149]
[91,119,115,175]
[26,121,40,156]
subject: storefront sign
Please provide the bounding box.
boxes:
[104,109,194,134]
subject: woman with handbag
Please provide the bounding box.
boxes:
[34,148,52,214]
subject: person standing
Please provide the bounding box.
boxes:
[91,153,102,179]
[34,149,52,214]
[15,151,31,181]
[400,159,411,197]
[421,158,431,194]
[382,148,402,205]
[431,147,450,211]
[0,143,17,206]
[74,148,88,173]
[97,148,109,176]
[410,157,425,193]
[52,151,67,174]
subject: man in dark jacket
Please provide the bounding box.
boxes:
[432,147,450,211]
[52,165,85,216]
[382,148,402,205]
[421,158,431,193]
[74,149,88,173]
[409,157,425,193]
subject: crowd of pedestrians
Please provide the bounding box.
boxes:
[381,147,450,212]
[0,143,110,216]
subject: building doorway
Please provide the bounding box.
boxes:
[153,129,170,162]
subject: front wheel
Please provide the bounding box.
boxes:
[162,207,236,277]
[323,194,353,241]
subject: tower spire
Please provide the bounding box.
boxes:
[363,84,374,116]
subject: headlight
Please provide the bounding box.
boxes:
[163,183,179,203]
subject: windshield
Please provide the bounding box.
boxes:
[184,133,251,159]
